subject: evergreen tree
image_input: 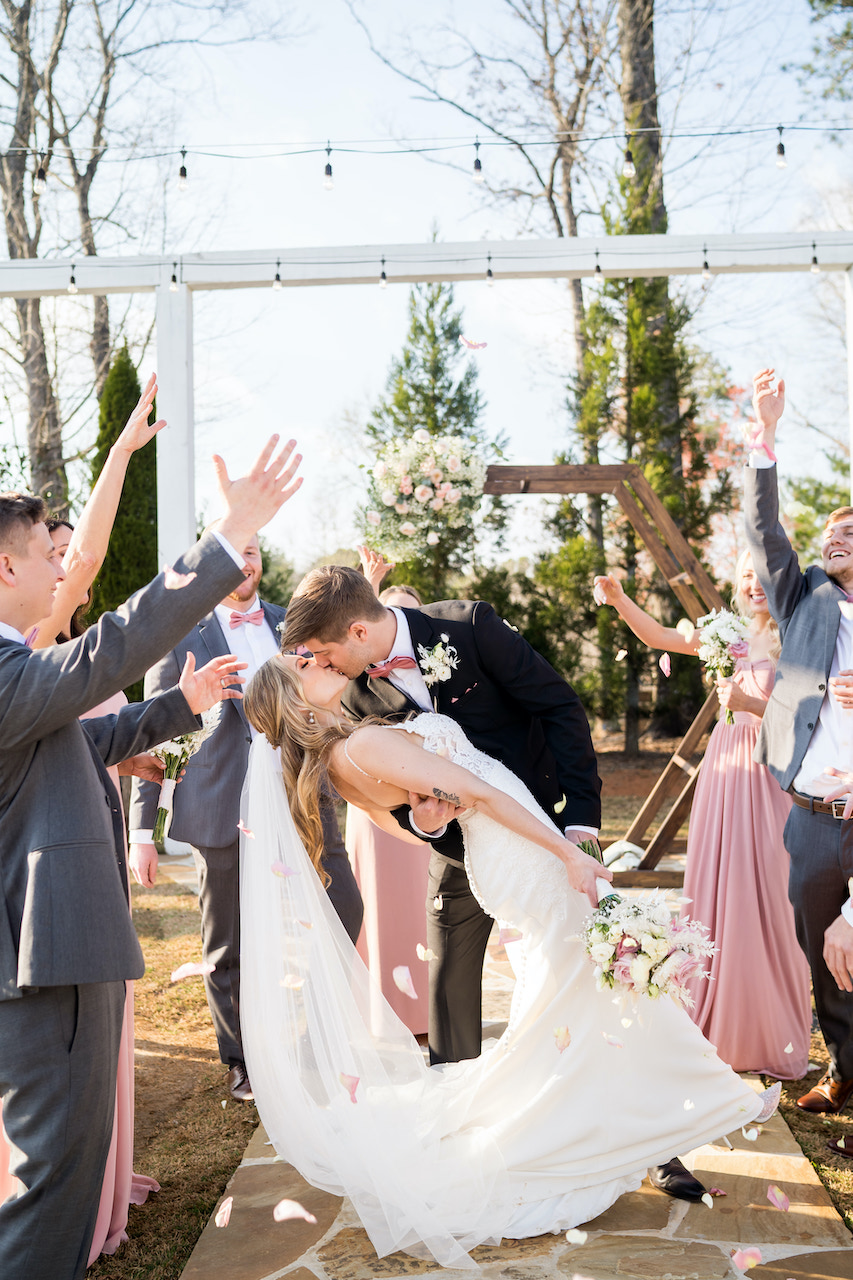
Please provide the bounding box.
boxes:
[88,347,157,700]
[364,281,505,601]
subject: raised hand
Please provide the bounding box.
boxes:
[358,545,395,595]
[751,368,785,436]
[592,573,625,608]
[214,436,303,550]
[114,372,166,455]
[178,652,248,715]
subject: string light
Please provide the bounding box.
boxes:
[702,246,711,280]
[272,259,283,290]
[811,241,820,273]
[169,262,179,292]
[379,255,387,289]
[324,142,333,191]
[473,137,483,183]
[594,250,602,275]
[178,147,188,191]
[33,154,46,195]
[67,264,77,294]
[622,144,636,180]
[776,126,787,170]
[486,252,493,285]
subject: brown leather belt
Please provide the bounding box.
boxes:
[790,790,848,819]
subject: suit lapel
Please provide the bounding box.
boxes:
[402,608,442,711]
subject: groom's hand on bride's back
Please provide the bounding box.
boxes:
[214,435,303,549]
[408,791,466,834]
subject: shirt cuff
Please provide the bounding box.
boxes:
[212,529,247,568]
[129,829,155,845]
[748,451,776,469]
[409,814,448,840]
[842,898,853,930]
[564,825,599,839]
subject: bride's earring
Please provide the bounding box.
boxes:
[307,712,316,725]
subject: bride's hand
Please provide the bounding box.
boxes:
[558,842,611,907]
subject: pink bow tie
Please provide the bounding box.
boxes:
[24,627,38,649]
[367,655,418,680]
[230,608,265,628]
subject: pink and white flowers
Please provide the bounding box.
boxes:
[695,607,751,725]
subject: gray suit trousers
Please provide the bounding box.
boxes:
[0,980,125,1280]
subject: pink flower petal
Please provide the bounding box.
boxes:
[592,581,607,607]
[498,927,523,945]
[237,820,255,839]
[215,1196,233,1228]
[732,1247,762,1269]
[163,565,198,590]
[339,1072,359,1103]
[171,960,215,983]
[281,974,304,989]
[416,943,436,961]
[602,1032,624,1048]
[709,1187,727,1197]
[659,652,671,677]
[767,1184,790,1212]
[460,336,487,349]
[392,965,418,999]
[554,1026,572,1053]
[273,1198,317,1224]
[297,919,313,930]
[271,862,299,878]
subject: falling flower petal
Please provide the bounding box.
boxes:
[215,1196,233,1228]
[297,919,313,930]
[616,648,628,661]
[701,1193,714,1209]
[838,1136,848,1151]
[784,1041,793,1054]
[602,1032,624,1048]
[237,819,255,839]
[621,1017,633,1028]
[271,862,299,878]
[683,1099,695,1110]
[554,1026,572,1053]
[742,1125,761,1142]
[592,581,608,607]
[163,564,198,590]
[459,336,487,350]
[676,618,696,642]
[709,1187,727,1197]
[171,960,215,983]
[498,927,523,945]
[281,974,304,990]
[392,966,418,999]
[659,652,671,677]
[221,1099,227,1109]
[340,1072,359,1103]
[554,794,567,814]
[767,1184,790,1212]
[565,1228,587,1244]
[416,943,437,962]
[273,1198,317,1224]
[732,1247,762,1269]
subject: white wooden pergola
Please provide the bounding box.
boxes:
[4,229,853,561]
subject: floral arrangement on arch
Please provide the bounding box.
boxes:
[359,428,488,560]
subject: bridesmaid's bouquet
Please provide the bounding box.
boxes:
[583,891,714,1008]
[149,706,223,842]
[695,608,750,725]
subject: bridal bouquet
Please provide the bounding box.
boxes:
[583,891,714,1009]
[359,429,487,560]
[695,608,750,725]
[150,705,222,842]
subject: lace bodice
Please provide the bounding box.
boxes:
[401,713,497,786]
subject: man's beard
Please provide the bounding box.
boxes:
[229,575,261,603]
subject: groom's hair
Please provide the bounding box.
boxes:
[0,492,47,554]
[825,506,853,533]
[284,565,386,645]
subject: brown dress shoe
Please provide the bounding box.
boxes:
[797,1072,853,1114]
[227,1062,254,1102]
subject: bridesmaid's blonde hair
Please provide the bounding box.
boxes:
[731,550,781,663]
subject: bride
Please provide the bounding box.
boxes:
[239,652,770,1271]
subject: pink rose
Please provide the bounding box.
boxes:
[366,510,381,527]
[414,484,432,503]
[446,488,461,504]
[430,497,444,511]
[395,503,410,514]
[728,640,749,658]
[430,469,443,485]
[400,476,413,495]
[373,461,388,479]
[420,456,436,474]
[447,456,461,473]
[400,522,417,537]
[612,957,633,985]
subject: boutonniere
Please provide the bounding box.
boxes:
[417,634,460,687]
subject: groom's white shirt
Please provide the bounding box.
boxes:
[381,608,433,713]
[0,622,25,645]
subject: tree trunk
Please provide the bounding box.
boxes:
[616,0,666,234]
[14,297,66,510]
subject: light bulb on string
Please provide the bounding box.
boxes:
[622,145,636,180]
[473,137,483,183]
[169,263,179,293]
[178,148,188,191]
[702,246,711,281]
[324,143,334,191]
[33,154,46,195]
[811,241,820,274]
[379,256,387,289]
[776,126,787,170]
[67,264,77,295]
[486,253,493,286]
[272,259,283,291]
[594,250,602,275]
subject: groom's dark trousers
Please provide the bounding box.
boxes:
[0,531,245,1280]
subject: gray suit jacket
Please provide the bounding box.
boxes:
[129,601,284,849]
[744,464,838,788]
[0,530,244,1000]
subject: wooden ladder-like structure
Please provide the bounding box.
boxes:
[483,462,726,870]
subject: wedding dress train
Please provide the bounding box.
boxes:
[239,714,763,1270]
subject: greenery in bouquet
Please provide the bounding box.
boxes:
[695,607,751,725]
[150,705,222,842]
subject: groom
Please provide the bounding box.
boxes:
[283,566,707,1202]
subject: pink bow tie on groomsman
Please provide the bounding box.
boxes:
[230,608,265,628]
[367,656,418,679]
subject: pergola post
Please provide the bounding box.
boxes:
[154,270,196,563]
[846,267,853,503]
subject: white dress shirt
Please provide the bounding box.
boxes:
[0,621,26,645]
[214,595,279,726]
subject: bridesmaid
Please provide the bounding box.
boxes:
[593,551,811,1078]
[344,549,432,1035]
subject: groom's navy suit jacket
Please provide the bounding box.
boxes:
[343,600,601,865]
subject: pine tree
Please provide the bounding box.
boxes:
[365,281,505,601]
[88,347,157,700]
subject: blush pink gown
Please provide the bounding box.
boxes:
[683,658,812,1078]
[345,808,431,1035]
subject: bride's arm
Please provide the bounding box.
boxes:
[340,727,610,906]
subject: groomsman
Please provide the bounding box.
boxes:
[0,431,303,1280]
[129,533,362,1102]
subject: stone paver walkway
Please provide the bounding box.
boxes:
[179,933,853,1280]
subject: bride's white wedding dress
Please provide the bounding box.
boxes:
[240,713,762,1271]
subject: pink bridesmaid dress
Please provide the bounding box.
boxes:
[346,807,432,1035]
[684,658,812,1079]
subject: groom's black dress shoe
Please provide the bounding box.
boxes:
[227,1062,254,1102]
[648,1157,707,1201]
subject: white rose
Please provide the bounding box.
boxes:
[446,488,461,504]
[381,489,397,506]
[641,935,669,964]
[414,484,432,503]
[395,503,410,514]
[430,498,444,511]
[589,941,616,965]
[413,428,430,444]
[366,510,382,527]
[447,456,462,473]
[629,955,653,989]
[374,461,388,479]
[400,522,417,537]
[427,531,440,546]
